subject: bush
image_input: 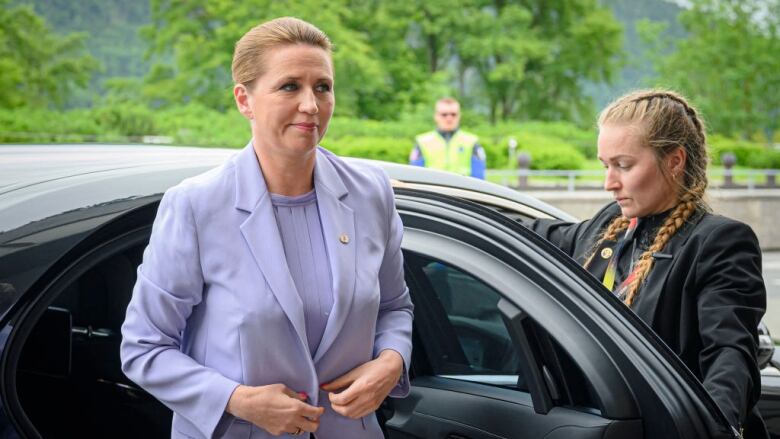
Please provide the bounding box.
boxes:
[499,132,586,170]
[96,104,156,136]
[154,105,247,148]
[0,108,102,142]
[746,150,780,169]
[708,135,767,166]
[320,136,409,163]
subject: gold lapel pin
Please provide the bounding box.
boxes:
[339,233,350,244]
[600,247,613,259]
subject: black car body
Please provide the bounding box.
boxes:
[0,145,778,439]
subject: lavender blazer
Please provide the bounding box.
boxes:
[120,144,414,439]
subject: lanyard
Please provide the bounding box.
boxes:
[602,217,638,292]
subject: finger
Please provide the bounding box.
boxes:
[329,398,365,419]
[328,383,362,407]
[320,369,357,392]
[281,387,309,401]
[296,415,321,432]
[297,401,325,419]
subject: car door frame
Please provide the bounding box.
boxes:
[390,188,736,439]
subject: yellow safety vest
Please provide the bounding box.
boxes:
[414,130,479,176]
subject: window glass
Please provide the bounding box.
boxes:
[406,252,527,390]
[406,251,599,410]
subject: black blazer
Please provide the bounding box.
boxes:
[529,202,768,438]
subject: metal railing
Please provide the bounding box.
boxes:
[487,168,780,192]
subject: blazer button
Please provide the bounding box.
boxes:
[339,233,350,244]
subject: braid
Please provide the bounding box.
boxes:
[622,183,704,306]
[635,91,707,147]
[583,215,630,269]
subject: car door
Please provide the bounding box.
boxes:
[387,188,737,439]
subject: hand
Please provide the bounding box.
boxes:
[321,350,404,419]
[226,384,324,436]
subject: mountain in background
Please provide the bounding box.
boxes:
[16,0,684,115]
[589,0,685,109]
[13,0,150,107]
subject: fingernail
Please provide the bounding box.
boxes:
[319,383,327,389]
[299,391,308,399]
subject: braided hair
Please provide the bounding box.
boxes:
[588,90,710,306]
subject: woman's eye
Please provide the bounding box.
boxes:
[316,83,331,93]
[280,83,298,91]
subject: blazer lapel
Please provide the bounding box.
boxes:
[234,143,308,353]
[632,212,705,324]
[585,239,617,283]
[312,149,356,363]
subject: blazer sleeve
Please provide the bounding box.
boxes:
[120,186,240,439]
[524,202,619,258]
[373,170,414,397]
[695,220,766,429]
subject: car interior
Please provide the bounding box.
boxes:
[16,244,172,438]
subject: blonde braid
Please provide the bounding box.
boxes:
[622,181,706,306]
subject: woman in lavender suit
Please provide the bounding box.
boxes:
[120,17,413,439]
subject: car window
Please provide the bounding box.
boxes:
[406,250,599,411]
[406,252,529,390]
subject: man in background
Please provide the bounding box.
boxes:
[410,97,486,179]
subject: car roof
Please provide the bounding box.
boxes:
[0,144,574,234]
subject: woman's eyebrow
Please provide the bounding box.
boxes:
[598,154,634,162]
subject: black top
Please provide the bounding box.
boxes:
[528,202,768,438]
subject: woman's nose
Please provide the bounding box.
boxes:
[604,168,620,192]
[298,89,319,114]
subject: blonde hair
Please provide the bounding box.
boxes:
[232,17,332,87]
[436,97,460,107]
[588,89,710,306]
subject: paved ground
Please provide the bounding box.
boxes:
[764,251,780,339]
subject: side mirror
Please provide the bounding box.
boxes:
[19,307,72,377]
[758,320,775,370]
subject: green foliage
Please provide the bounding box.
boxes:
[0,107,102,142]
[510,133,587,170]
[95,104,157,136]
[746,150,780,169]
[154,104,249,148]
[640,0,780,139]
[0,0,99,109]
[708,134,776,167]
[320,136,409,163]
[134,0,623,123]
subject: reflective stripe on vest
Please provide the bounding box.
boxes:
[414,130,478,176]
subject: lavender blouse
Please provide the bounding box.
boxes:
[270,189,334,355]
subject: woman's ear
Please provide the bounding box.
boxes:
[233,84,253,120]
[668,147,687,178]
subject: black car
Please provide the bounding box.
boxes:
[0,144,778,439]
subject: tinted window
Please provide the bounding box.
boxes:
[406,251,598,410]
[406,252,527,389]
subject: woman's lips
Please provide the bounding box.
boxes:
[292,123,317,132]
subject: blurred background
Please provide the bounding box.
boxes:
[1,0,778,332]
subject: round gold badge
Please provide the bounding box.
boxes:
[600,247,613,259]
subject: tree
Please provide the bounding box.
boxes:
[455,0,623,123]
[0,0,99,109]
[139,0,622,123]
[640,0,780,139]
[140,0,393,117]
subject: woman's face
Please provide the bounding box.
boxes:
[234,44,334,159]
[598,124,684,218]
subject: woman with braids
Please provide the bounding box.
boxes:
[528,89,768,438]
